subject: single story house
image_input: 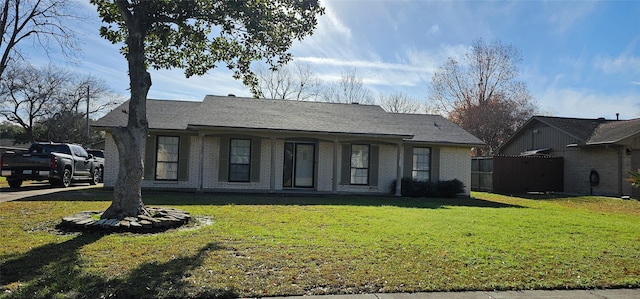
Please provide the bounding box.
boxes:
[93,95,484,195]
[498,115,640,198]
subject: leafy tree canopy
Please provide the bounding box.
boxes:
[90,0,324,94]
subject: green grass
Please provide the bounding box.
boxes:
[1,190,639,298]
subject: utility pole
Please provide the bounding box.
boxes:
[86,85,90,145]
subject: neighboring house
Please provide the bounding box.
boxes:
[93,95,484,195]
[499,116,640,198]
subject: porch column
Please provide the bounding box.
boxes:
[396,142,404,196]
[270,137,276,193]
[333,139,338,193]
[197,133,205,193]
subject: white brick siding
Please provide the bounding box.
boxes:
[317,141,334,192]
[439,147,472,195]
[378,144,398,193]
[103,132,473,195]
[103,133,117,188]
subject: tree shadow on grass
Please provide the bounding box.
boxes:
[1,234,238,299]
[13,188,524,209]
[141,191,525,209]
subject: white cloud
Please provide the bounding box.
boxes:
[595,54,640,74]
[427,25,440,35]
[546,1,598,34]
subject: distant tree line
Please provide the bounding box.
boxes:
[0,63,123,145]
[253,63,429,114]
[254,39,539,155]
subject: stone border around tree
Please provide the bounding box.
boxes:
[59,207,191,233]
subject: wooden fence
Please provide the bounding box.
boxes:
[471,157,493,192]
[472,155,564,194]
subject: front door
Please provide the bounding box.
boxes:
[283,142,315,188]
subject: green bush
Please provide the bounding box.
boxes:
[390,177,465,198]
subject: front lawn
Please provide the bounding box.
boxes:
[1,190,639,298]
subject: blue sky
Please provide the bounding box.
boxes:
[32,0,640,119]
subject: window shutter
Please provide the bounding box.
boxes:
[403,145,413,178]
[178,135,190,181]
[340,143,351,185]
[218,138,229,182]
[144,135,156,180]
[369,145,379,186]
[250,138,261,182]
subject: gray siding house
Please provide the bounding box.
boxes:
[93,95,484,195]
[499,116,640,198]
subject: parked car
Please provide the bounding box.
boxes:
[86,149,105,183]
[0,142,101,188]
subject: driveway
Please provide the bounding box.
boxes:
[0,182,104,202]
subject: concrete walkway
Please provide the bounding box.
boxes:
[268,289,640,299]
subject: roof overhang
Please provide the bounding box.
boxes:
[405,140,485,148]
[186,124,414,140]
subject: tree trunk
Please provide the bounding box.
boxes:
[102,2,151,219]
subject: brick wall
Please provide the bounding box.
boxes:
[316,141,334,192]
[103,132,473,196]
[563,147,622,196]
[439,147,472,195]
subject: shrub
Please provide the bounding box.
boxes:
[390,178,465,198]
[434,179,465,198]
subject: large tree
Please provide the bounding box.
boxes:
[90,0,324,219]
[0,0,79,78]
[0,63,119,143]
[429,38,536,155]
[0,63,68,142]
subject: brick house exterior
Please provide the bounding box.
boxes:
[94,95,484,196]
[499,116,640,198]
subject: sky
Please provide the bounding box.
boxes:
[28,0,640,120]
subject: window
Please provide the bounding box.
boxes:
[156,136,180,180]
[412,147,431,181]
[350,144,369,185]
[229,139,251,182]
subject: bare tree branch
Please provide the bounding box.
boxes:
[0,0,80,78]
[429,38,538,155]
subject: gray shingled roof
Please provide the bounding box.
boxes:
[384,113,484,145]
[588,118,640,145]
[499,115,640,150]
[94,95,484,145]
[534,116,610,142]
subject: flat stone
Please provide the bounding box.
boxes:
[129,221,142,228]
[60,207,191,232]
[139,220,153,229]
[76,218,96,226]
[119,220,130,228]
